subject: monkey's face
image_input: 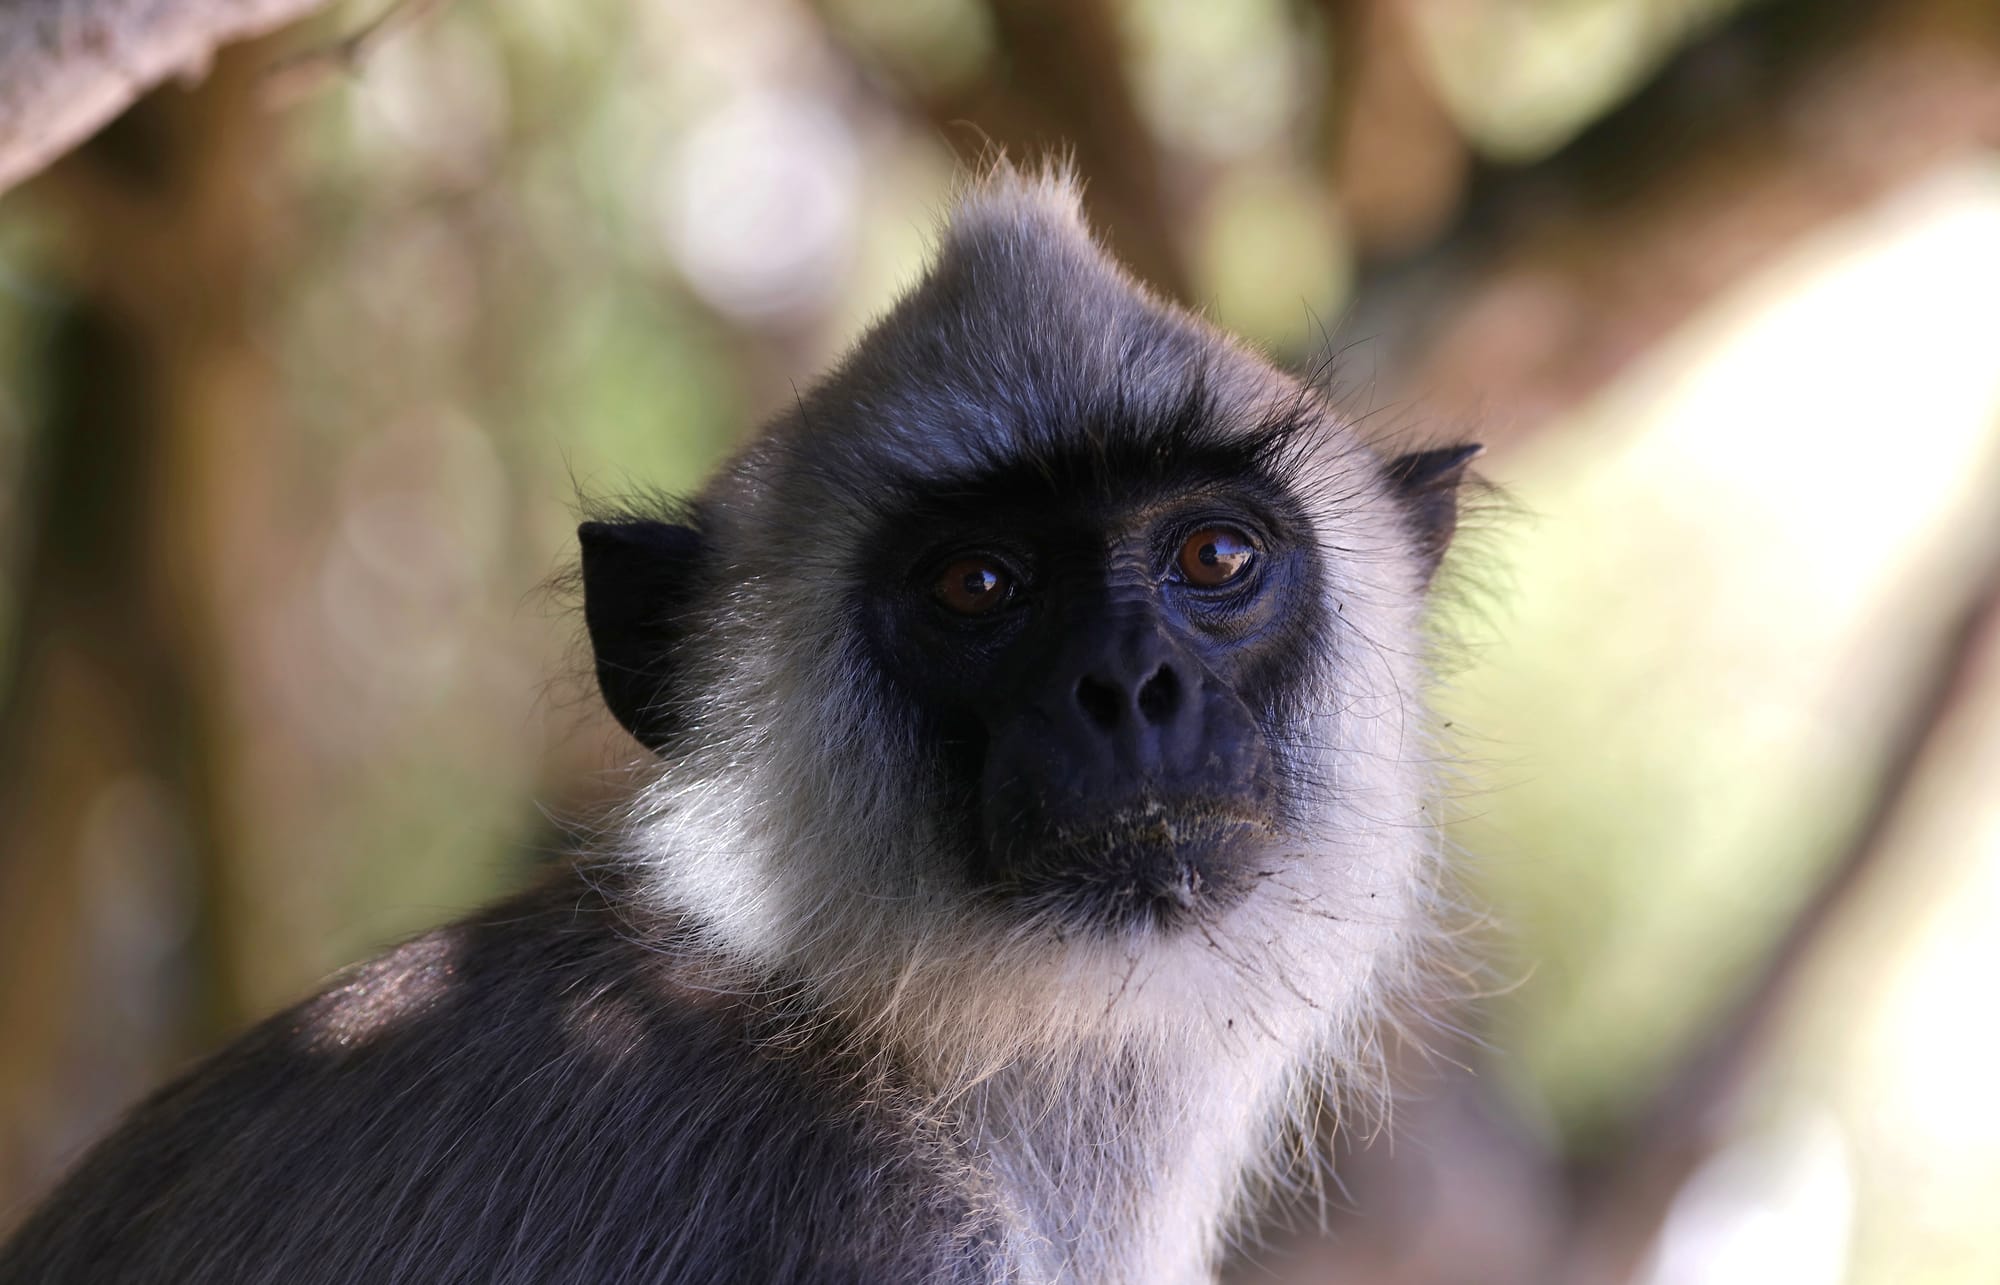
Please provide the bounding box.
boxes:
[577,175,1474,1051]
[856,431,1324,937]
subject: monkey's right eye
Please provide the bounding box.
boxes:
[933,557,1015,616]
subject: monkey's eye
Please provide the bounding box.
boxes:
[933,556,1015,616]
[1175,527,1257,588]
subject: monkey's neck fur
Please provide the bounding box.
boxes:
[638,897,1334,1284]
[623,709,1422,1283]
[962,1040,1299,1284]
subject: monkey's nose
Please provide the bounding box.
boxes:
[975,614,1275,915]
[1036,619,1228,792]
[1059,623,1205,771]
[1074,662,1181,731]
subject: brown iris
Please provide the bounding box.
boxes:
[934,557,1013,615]
[1176,527,1256,587]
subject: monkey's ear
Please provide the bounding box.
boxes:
[1385,444,1482,586]
[578,519,704,752]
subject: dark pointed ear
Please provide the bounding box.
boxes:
[1384,443,1482,586]
[578,519,704,752]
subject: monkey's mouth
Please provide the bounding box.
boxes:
[990,802,1273,934]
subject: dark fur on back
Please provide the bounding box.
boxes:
[0,865,998,1284]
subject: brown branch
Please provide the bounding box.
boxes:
[259,0,451,108]
[1310,0,1469,259]
[0,0,336,196]
[810,0,1192,302]
[1350,0,2000,436]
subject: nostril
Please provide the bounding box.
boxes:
[1136,665,1180,725]
[1075,675,1122,730]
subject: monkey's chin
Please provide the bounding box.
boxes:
[991,805,1272,935]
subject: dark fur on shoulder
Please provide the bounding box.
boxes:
[0,865,999,1284]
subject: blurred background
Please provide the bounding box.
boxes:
[0,0,1996,1280]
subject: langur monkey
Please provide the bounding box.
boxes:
[1,166,1477,1285]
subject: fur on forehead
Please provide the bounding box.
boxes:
[699,165,1325,533]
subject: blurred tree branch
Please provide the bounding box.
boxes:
[0,0,333,196]
[1560,528,2000,1283]
[1346,0,2000,432]
[810,0,1192,302]
[260,0,449,107]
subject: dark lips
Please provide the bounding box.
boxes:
[995,802,1273,933]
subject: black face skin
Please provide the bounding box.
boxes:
[858,429,1327,936]
[578,406,1476,940]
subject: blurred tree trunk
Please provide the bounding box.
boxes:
[0,43,286,1218]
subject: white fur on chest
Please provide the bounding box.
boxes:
[967,1038,1301,1285]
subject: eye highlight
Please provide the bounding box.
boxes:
[1176,527,1257,588]
[933,556,1015,616]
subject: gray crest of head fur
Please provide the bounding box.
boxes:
[601,164,1455,1283]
